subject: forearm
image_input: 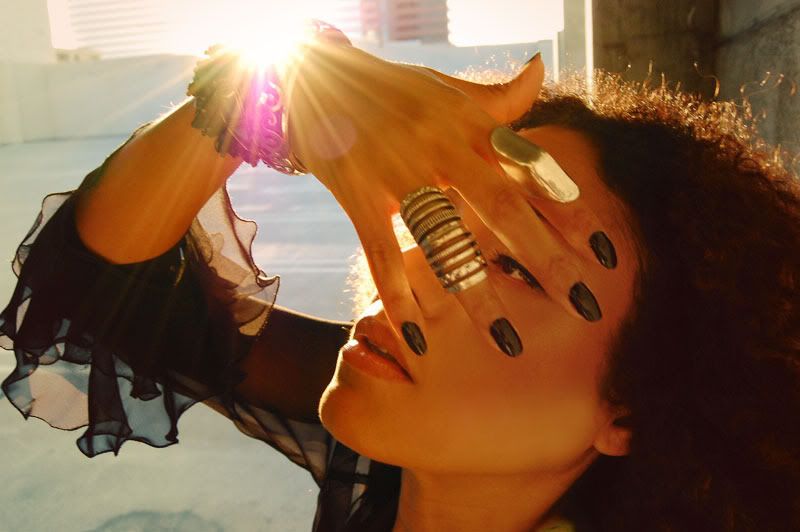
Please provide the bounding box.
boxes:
[74,96,243,264]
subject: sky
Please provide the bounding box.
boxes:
[47,0,565,52]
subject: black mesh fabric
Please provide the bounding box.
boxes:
[0,181,397,532]
[0,122,586,531]
[4,182,331,460]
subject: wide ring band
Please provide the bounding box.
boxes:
[400,186,488,293]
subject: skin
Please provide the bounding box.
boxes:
[317,124,640,532]
[286,44,569,361]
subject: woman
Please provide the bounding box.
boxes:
[2,37,799,531]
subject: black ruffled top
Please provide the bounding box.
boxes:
[0,123,406,532]
[0,123,584,532]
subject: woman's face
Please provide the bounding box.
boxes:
[319,124,641,477]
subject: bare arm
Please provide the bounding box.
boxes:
[70,95,348,423]
[73,96,243,264]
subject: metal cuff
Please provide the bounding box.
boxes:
[186,19,350,174]
[400,186,488,293]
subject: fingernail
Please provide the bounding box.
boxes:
[490,318,523,357]
[589,231,617,269]
[402,321,427,356]
[569,282,602,322]
[524,51,542,65]
[490,126,580,203]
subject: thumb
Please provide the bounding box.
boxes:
[414,52,545,124]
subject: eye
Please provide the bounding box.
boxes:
[489,251,545,292]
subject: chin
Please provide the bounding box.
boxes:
[319,372,377,456]
[318,369,410,467]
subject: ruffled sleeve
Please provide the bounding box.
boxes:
[0,127,339,485]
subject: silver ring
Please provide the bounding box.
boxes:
[400,186,488,293]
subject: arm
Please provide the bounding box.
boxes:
[0,93,345,463]
[70,96,350,423]
[74,96,243,264]
[229,305,352,423]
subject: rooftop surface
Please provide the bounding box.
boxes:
[0,135,362,531]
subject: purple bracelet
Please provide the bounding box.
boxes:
[186,20,351,173]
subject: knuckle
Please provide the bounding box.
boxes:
[364,241,396,264]
[489,187,520,219]
[546,253,581,287]
[460,281,496,316]
[381,289,406,311]
[568,206,596,240]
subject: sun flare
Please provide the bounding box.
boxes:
[165,0,337,65]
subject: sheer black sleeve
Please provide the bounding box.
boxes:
[0,127,350,486]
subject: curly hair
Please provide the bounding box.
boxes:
[505,70,800,531]
[344,68,800,531]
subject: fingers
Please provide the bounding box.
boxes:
[350,201,430,357]
[407,53,545,124]
[399,184,525,357]
[486,127,617,271]
[489,126,580,203]
[445,148,605,323]
[525,196,619,271]
[445,256,526,357]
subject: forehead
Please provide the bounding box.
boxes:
[517,124,636,249]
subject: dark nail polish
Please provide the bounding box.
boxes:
[402,321,427,356]
[589,231,617,269]
[569,282,602,322]
[490,318,523,357]
[525,51,542,65]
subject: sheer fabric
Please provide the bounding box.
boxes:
[0,122,583,531]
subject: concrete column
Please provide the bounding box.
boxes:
[591,0,718,98]
[0,0,55,64]
[716,0,800,149]
[558,0,588,75]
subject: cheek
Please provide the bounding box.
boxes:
[385,338,605,474]
[414,361,603,474]
[319,309,610,475]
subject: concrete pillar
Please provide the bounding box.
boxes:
[716,0,800,149]
[591,0,718,98]
[558,0,588,76]
[0,0,55,64]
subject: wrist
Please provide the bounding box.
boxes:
[281,23,355,169]
[186,20,350,173]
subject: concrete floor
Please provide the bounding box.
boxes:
[0,135,363,531]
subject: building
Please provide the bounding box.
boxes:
[384,0,448,42]
[59,0,448,60]
[358,0,448,44]
[0,0,55,63]
[66,0,173,59]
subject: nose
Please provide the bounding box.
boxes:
[400,243,456,319]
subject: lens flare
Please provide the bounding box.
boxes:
[228,17,309,70]
[183,0,337,68]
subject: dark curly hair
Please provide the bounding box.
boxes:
[345,68,800,532]
[506,70,800,531]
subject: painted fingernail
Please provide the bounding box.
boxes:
[402,321,427,356]
[524,51,542,65]
[589,231,617,269]
[490,126,580,203]
[569,282,602,322]
[490,318,523,357]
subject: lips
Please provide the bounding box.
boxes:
[353,318,414,382]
